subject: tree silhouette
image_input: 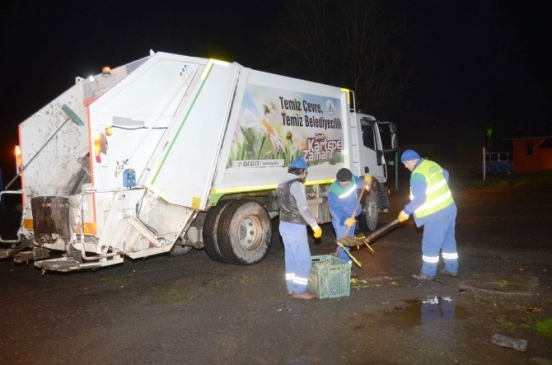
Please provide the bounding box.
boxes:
[265,0,420,118]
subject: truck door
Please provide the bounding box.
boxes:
[358,116,384,180]
[374,120,399,183]
[359,117,398,181]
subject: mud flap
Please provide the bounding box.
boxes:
[31,196,71,245]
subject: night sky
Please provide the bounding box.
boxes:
[393,1,552,132]
[1,0,551,181]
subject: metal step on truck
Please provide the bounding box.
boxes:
[0,50,398,274]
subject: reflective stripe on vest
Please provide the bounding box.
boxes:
[329,175,358,199]
[338,183,357,199]
[411,160,454,218]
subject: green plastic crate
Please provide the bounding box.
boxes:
[307,255,351,299]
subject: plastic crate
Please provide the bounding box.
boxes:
[307,255,351,299]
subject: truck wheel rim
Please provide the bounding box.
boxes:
[238,216,262,250]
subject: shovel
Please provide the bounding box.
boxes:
[362,218,401,245]
[335,217,402,268]
[336,218,401,267]
[334,188,368,267]
[336,187,367,247]
[338,218,401,251]
[337,218,400,256]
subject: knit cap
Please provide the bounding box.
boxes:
[400,150,421,163]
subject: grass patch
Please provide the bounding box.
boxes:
[535,318,552,337]
[470,170,552,189]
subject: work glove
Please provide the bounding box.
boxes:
[311,224,322,239]
[398,210,410,222]
[364,173,372,190]
[345,217,356,227]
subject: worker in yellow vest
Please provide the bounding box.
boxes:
[398,150,459,280]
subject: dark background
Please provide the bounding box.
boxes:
[1,0,551,184]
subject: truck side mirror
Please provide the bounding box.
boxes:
[391,131,398,150]
[388,122,398,150]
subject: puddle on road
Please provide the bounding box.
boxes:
[383,294,472,330]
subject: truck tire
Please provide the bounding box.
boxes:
[364,180,380,232]
[216,200,272,265]
[202,200,232,262]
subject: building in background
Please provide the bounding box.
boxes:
[505,134,552,173]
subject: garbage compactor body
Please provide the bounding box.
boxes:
[8,51,397,273]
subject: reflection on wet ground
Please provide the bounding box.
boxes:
[383,294,472,330]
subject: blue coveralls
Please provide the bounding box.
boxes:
[328,176,365,263]
[403,159,459,276]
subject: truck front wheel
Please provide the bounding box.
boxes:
[364,180,380,232]
[216,200,272,265]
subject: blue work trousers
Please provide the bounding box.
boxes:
[420,205,458,276]
[279,221,312,294]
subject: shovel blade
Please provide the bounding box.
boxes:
[338,236,366,247]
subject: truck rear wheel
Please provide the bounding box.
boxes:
[364,181,380,232]
[216,200,272,265]
[202,200,232,262]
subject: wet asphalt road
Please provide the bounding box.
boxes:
[1,176,551,364]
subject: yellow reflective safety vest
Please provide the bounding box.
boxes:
[410,160,454,218]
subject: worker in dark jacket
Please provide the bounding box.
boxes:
[278,157,321,300]
[328,168,371,264]
[398,150,459,280]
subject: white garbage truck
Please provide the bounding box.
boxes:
[0,50,397,273]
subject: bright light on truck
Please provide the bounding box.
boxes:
[93,132,106,163]
[201,59,230,80]
[14,145,22,173]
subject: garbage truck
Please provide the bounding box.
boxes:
[0,50,398,273]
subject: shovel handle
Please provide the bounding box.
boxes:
[343,187,367,237]
[364,218,401,242]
